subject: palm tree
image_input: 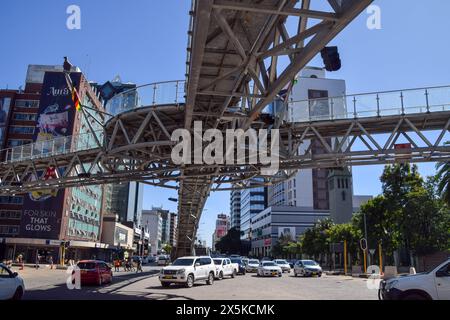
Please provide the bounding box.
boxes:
[436,151,450,205]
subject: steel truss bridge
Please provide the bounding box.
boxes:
[3,0,450,257]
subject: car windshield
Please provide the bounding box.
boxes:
[230,259,241,263]
[213,259,222,265]
[249,260,259,264]
[303,260,318,266]
[77,262,97,269]
[275,260,288,264]
[263,262,276,267]
[172,258,194,266]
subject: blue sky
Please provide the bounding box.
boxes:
[1,1,449,246]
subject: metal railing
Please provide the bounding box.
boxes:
[1,130,103,164]
[105,80,185,117]
[288,85,450,123]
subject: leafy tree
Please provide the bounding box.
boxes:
[300,219,334,264]
[215,228,242,255]
[272,233,294,258]
[353,196,401,261]
[162,243,172,254]
[329,223,362,257]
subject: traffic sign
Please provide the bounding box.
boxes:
[369,249,376,255]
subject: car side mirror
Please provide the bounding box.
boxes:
[195,263,201,267]
[12,272,18,278]
[436,270,449,278]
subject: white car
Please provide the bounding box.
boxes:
[380,258,450,300]
[246,259,260,273]
[159,256,216,288]
[157,255,170,266]
[213,258,237,279]
[273,259,291,273]
[0,263,25,300]
[294,260,323,277]
[257,261,282,277]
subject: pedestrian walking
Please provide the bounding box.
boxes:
[35,254,40,269]
[136,256,143,273]
[49,256,54,269]
[114,259,120,272]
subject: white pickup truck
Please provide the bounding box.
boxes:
[379,258,450,300]
[213,258,238,279]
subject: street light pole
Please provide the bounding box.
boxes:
[363,212,370,267]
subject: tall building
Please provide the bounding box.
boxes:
[169,212,177,247]
[0,64,107,263]
[141,209,162,255]
[268,67,357,223]
[240,178,267,241]
[95,77,146,255]
[230,189,241,230]
[212,213,230,251]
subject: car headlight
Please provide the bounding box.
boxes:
[176,269,185,274]
[385,280,398,290]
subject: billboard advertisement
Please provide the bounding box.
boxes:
[0,97,11,148]
[278,227,296,241]
[20,72,81,239]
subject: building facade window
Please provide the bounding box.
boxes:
[0,196,23,204]
[0,225,19,235]
[13,113,37,121]
[7,139,32,147]
[0,210,22,220]
[9,126,35,134]
[15,100,39,108]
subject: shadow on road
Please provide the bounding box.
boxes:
[25,270,160,300]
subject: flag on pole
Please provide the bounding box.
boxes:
[72,87,81,111]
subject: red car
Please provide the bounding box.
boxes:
[77,260,113,286]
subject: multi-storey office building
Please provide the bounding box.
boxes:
[251,206,330,258]
[0,64,109,263]
[230,189,241,230]
[169,212,177,247]
[240,178,268,242]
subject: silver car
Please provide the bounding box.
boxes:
[246,259,260,273]
[273,259,291,273]
[294,260,322,277]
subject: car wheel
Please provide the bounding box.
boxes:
[402,293,427,300]
[219,271,224,280]
[231,270,236,278]
[186,274,194,288]
[278,273,282,277]
[206,272,214,285]
[242,270,246,275]
[161,282,171,288]
[318,273,322,277]
[12,287,23,300]
[294,272,297,277]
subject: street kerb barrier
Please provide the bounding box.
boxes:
[383,266,398,279]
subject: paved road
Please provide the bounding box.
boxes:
[15,266,378,300]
